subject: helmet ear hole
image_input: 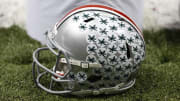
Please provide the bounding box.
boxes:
[87,75,102,83]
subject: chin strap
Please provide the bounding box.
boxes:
[60,58,102,68]
[70,79,136,96]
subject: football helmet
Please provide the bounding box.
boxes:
[32,5,145,96]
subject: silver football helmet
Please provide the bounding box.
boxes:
[32,5,145,96]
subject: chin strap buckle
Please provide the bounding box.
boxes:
[80,62,89,68]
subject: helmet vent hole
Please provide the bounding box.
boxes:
[126,43,131,59]
[84,18,94,22]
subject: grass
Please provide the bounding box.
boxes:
[0,25,180,101]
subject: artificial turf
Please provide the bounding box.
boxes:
[0,25,179,101]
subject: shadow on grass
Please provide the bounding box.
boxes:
[143,28,180,64]
[143,29,180,45]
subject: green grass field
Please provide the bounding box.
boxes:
[0,25,180,101]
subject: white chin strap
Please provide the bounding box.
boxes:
[60,58,102,68]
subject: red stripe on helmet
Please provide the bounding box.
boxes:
[57,5,143,37]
